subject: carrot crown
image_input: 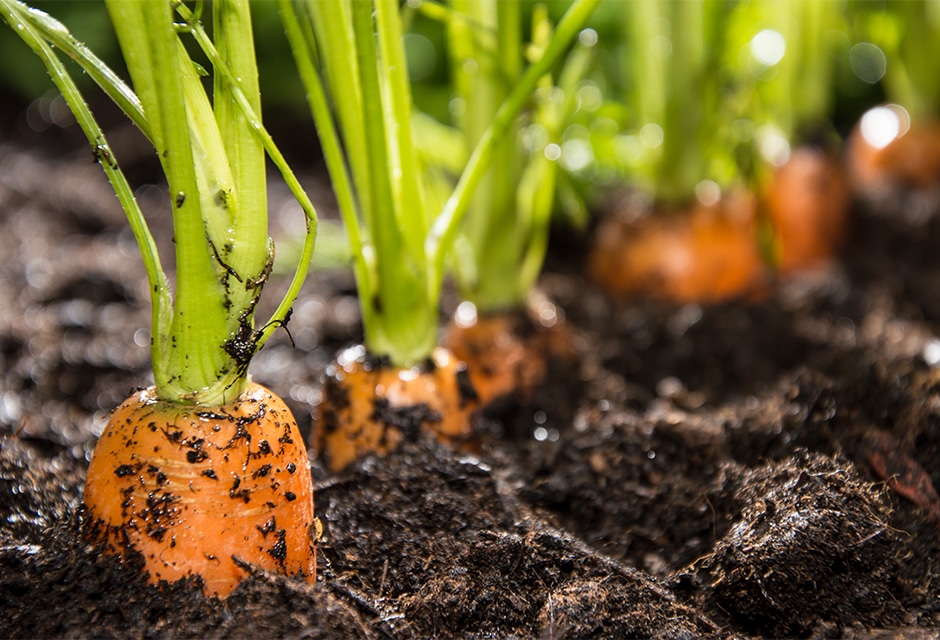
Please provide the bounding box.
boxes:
[278,0,599,366]
[1,0,318,406]
[613,0,851,205]
[726,0,847,179]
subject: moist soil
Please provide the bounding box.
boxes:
[3,129,940,638]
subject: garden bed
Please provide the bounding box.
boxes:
[3,138,940,637]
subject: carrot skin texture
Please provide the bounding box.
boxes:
[83,383,316,598]
[441,307,575,410]
[314,346,479,473]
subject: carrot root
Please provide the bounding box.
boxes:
[848,109,940,194]
[766,146,850,274]
[83,383,316,598]
[441,295,576,411]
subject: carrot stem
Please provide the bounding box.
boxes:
[872,0,940,120]
[173,2,319,352]
[12,3,149,138]
[745,0,844,145]
[6,0,319,406]
[281,0,598,367]
[426,0,601,303]
[106,0,237,404]
[212,0,269,321]
[434,1,596,313]
[276,0,372,339]
[354,0,436,366]
[446,0,524,312]
[624,0,727,205]
[283,0,440,367]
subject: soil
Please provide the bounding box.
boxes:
[4,119,940,638]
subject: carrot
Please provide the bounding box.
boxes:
[413,4,588,417]
[3,0,320,597]
[280,0,599,471]
[588,191,767,303]
[588,149,849,301]
[847,106,940,194]
[314,346,479,473]
[845,2,940,198]
[765,146,850,274]
[441,295,576,411]
[84,383,315,598]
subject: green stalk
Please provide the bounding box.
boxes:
[660,2,702,200]
[623,0,734,205]
[879,0,940,121]
[212,0,269,312]
[284,0,436,367]
[5,0,318,407]
[747,0,843,144]
[447,0,524,312]
[357,0,437,365]
[370,0,438,363]
[515,18,595,301]
[15,3,148,137]
[377,0,428,262]
[108,0,236,404]
[306,0,373,227]
[171,2,319,351]
[438,2,597,313]
[281,0,599,367]
[427,0,601,300]
[790,1,838,133]
[276,0,372,337]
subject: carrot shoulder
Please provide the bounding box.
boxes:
[84,383,316,598]
[848,109,940,193]
[766,146,849,274]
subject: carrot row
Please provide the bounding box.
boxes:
[17,0,940,604]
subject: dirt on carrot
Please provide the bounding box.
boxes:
[312,345,480,472]
[441,294,577,412]
[82,382,316,598]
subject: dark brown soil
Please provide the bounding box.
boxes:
[3,130,940,638]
